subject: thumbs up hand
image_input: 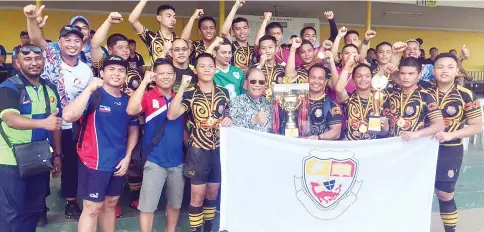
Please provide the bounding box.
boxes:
[43,108,62,131]
[461,44,470,60]
[252,108,267,125]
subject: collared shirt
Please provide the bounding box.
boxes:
[93,58,142,93]
[214,65,245,99]
[231,41,255,72]
[229,93,272,133]
[295,66,310,84]
[138,27,176,64]
[190,40,207,65]
[127,52,145,69]
[428,85,482,146]
[388,86,442,137]
[181,84,230,151]
[41,42,93,129]
[341,91,391,141]
[309,95,342,136]
[0,74,60,165]
[11,45,21,60]
[141,88,184,167]
[77,87,139,171]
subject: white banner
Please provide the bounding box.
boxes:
[220,127,439,232]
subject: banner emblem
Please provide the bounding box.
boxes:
[295,149,363,220]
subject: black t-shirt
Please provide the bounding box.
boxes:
[173,66,198,92]
[127,52,145,69]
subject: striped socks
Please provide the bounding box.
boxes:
[439,198,458,232]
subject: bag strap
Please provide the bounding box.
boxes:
[42,83,51,117]
[323,95,333,125]
[77,90,102,148]
[143,117,168,157]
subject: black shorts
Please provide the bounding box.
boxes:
[184,146,221,185]
[434,145,463,193]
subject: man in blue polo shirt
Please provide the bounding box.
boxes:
[62,56,139,232]
[127,59,185,232]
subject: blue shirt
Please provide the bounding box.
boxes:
[141,88,184,168]
[77,87,139,171]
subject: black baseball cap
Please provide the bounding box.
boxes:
[20,30,28,37]
[102,55,128,69]
[59,25,84,39]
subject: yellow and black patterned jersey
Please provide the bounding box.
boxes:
[231,41,255,72]
[388,86,443,136]
[341,91,391,140]
[138,27,176,64]
[92,58,142,94]
[181,85,230,151]
[309,95,342,136]
[190,40,208,65]
[294,67,309,84]
[428,85,482,146]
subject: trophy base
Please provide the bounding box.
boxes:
[285,128,299,138]
[368,116,381,134]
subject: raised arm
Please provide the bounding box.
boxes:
[334,54,357,103]
[181,9,204,41]
[62,78,103,123]
[359,29,376,63]
[221,0,245,41]
[128,0,148,34]
[205,37,223,55]
[126,71,154,116]
[254,12,272,47]
[167,75,191,120]
[92,12,123,63]
[331,26,347,63]
[24,5,48,49]
[285,38,301,79]
[323,11,338,42]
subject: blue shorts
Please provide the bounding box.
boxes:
[77,161,125,202]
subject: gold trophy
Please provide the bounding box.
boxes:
[281,92,301,137]
[368,74,388,133]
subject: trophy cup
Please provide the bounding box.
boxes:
[368,74,389,133]
[272,84,310,138]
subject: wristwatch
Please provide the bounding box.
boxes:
[363,39,370,45]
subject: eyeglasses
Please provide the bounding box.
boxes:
[20,46,42,55]
[249,80,266,85]
[172,47,189,53]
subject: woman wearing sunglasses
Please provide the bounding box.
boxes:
[230,68,273,132]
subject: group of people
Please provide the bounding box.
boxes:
[0,1,481,232]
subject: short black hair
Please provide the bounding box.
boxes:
[344,30,359,42]
[153,58,175,70]
[290,35,298,39]
[376,42,392,51]
[429,47,438,53]
[449,49,457,53]
[352,63,371,78]
[232,17,248,28]
[20,30,28,37]
[367,48,376,53]
[258,35,277,46]
[194,52,215,66]
[214,37,232,52]
[90,30,95,35]
[198,16,216,29]
[107,33,128,48]
[128,39,136,45]
[342,44,359,53]
[265,22,283,34]
[416,38,423,46]
[297,39,313,52]
[434,53,458,65]
[300,26,316,38]
[399,57,422,73]
[157,4,175,15]
[308,63,330,79]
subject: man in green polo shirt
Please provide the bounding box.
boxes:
[209,37,245,99]
[0,44,62,231]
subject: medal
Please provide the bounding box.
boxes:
[201,84,216,128]
[359,124,368,133]
[397,118,405,128]
[207,116,215,126]
[399,88,416,129]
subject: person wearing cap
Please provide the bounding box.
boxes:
[0,44,6,71]
[62,55,139,232]
[11,30,31,72]
[403,39,435,86]
[0,44,62,232]
[24,4,94,220]
[70,15,93,68]
[129,0,177,64]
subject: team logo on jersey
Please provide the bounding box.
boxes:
[218,105,225,115]
[99,105,111,113]
[295,149,362,220]
[446,106,457,116]
[405,106,415,115]
[49,96,55,103]
[152,99,160,109]
[315,109,323,118]
[73,78,82,89]
[233,72,241,79]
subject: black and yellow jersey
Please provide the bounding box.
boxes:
[138,27,176,64]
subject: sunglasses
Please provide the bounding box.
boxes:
[20,46,42,55]
[249,80,266,85]
[64,26,81,31]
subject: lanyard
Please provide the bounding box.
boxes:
[356,94,371,121]
[436,85,454,108]
[400,87,417,117]
[201,85,215,117]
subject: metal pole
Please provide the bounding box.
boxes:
[366,0,372,30]
[219,0,225,35]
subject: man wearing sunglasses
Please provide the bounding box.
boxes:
[0,44,62,232]
[25,4,94,220]
[230,68,273,132]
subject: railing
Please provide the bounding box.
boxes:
[469,71,484,81]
